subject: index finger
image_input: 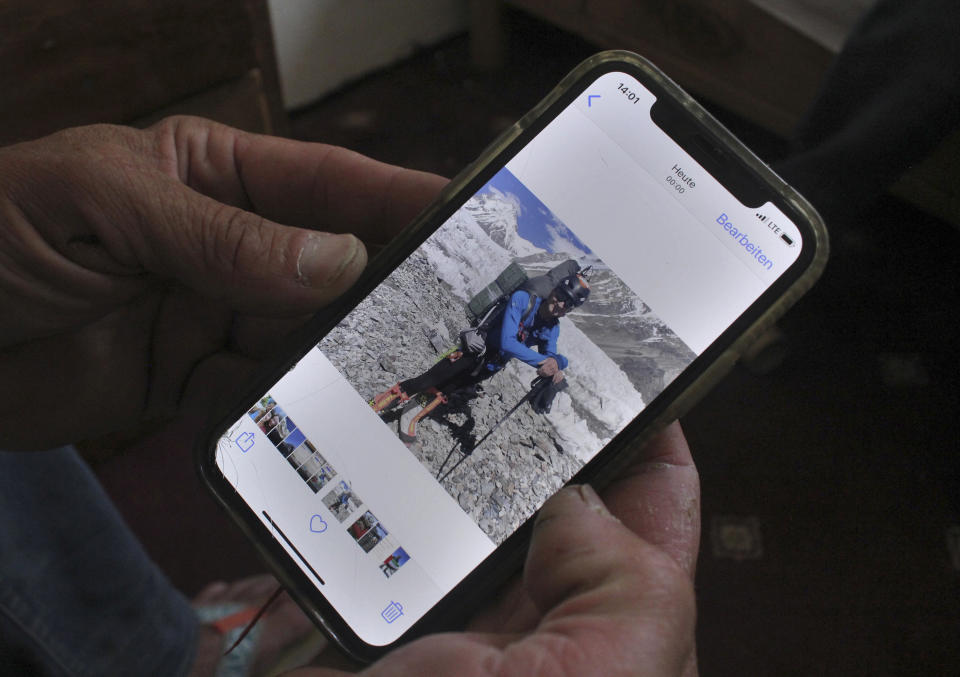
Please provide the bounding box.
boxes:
[158,116,448,247]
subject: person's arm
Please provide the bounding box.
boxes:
[496,291,550,368]
[537,323,568,370]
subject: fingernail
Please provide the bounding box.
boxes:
[577,484,619,522]
[297,233,364,288]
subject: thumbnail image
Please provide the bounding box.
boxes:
[348,511,379,541]
[285,438,315,469]
[358,524,389,553]
[305,462,338,493]
[277,428,307,458]
[322,482,363,522]
[296,450,328,481]
[247,396,277,422]
[251,398,289,444]
[380,547,410,578]
[265,414,294,445]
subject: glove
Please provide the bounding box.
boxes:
[530,377,568,414]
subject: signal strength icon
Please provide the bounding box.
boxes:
[755,212,768,222]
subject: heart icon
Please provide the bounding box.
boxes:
[309,515,328,533]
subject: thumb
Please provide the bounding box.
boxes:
[133,182,367,315]
[523,484,695,676]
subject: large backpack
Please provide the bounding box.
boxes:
[465,259,581,334]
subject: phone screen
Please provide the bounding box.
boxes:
[214,69,807,646]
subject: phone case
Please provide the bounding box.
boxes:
[195,50,828,661]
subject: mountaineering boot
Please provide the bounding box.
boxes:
[398,390,447,444]
[369,384,409,414]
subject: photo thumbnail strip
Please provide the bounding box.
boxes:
[251,393,413,580]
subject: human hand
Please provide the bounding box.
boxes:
[537,357,560,378]
[537,357,564,384]
[0,117,446,449]
[296,421,699,676]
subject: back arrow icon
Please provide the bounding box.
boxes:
[588,95,601,107]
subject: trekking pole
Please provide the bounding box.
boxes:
[435,443,462,482]
[436,377,551,483]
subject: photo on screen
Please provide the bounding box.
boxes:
[284,438,316,469]
[347,511,379,541]
[319,167,695,543]
[247,395,277,422]
[297,449,328,481]
[277,428,307,457]
[358,524,389,553]
[253,402,288,442]
[322,481,364,523]
[267,415,296,446]
[305,462,337,493]
[380,547,410,578]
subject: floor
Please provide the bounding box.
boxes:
[96,9,960,675]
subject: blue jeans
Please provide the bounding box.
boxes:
[0,447,197,676]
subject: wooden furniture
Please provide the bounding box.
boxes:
[0,0,286,146]
[472,0,835,136]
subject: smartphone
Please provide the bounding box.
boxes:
[197,51,827,660]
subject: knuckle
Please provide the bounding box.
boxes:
[200,204,286,283]
[148,114,224,148]
[150,114,197,134]
[204,204,257,270]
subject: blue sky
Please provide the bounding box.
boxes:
[479,168,594,257]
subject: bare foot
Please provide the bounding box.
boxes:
[188,575,325,677]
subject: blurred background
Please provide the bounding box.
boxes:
[3,1,957,674]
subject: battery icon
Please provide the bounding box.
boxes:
[780,233,794,246]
